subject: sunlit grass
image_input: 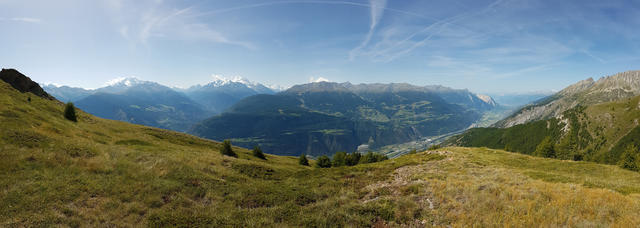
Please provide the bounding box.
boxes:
[2,81,640,226]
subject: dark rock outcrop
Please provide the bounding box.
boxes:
[0,69,55,100]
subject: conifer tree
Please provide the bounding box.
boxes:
[332,152,347,167]
[535,137,556,158]
[252,146,266,160]
[619,145,639,171]
[220,140,237,157]
[316,155,331,168]
[299,153,309,166]
[345,152,361,166]
[64,102,77,122]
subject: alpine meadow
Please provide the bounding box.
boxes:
[3,0,640,227]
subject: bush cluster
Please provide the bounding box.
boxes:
[315,151,388,168]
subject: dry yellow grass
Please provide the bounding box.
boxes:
[3,80,640,227]
[365,147,640,227]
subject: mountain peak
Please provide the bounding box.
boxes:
[475,94,497,107]
[208,75,255,87]
[105,77,149,87]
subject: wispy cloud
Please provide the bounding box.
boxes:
[0,17,42,23]
[104,0,254,49]
[349,0,387,60]
[356,0,507,63]
[193,1,426,19]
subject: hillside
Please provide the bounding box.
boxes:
[3,77,640,226]
[190,82,489,156]
[494,71,640,128]
[447,94,640,165]
[75,80,212,132]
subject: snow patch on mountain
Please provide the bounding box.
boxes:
[105,77,148,87]
[205,74,267,90]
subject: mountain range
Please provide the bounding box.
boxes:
[493,71,640,128]
[190,82,497,156]
[446,70,640,166]
[42,74,504,156]
[180,76,277,113]
[3,69,640,227]
[43,76,278,131]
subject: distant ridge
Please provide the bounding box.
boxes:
[190,81,495,156]
[494,70,640,128]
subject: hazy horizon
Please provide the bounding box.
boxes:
[2,0,639,93]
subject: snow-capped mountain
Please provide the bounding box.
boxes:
[97,77,161,94]
[41,75,283,130]
[183,75,278,113]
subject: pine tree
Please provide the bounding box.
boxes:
[374,153,389,162]
[361,152,377,164]
[299,154,309,166]
[316,155,331,168]
[64,102,77,122]
[332,152,347,167]
[535,137,556,158]
[428,144,441,150]
[618,145,639,171]
[345,152,361,166]
[220,140,237,157]
[252,146,266,160]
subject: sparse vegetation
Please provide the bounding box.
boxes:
[298,153,309,166]
[345,152,361,166]
[4,80,640,227]
[220,139,237,157]
[252,146,266,160]
[316,155,331,168]
[332,151,347,167]
[361,151,388,164]
[428,144,441,150]
[619,145,639,171]
[63,102,77,122]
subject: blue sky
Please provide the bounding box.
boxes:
[1,0,639,93]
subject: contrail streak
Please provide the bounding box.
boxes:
[190,0,434,20]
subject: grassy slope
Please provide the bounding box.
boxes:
[2,81,640,226]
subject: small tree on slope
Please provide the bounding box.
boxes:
[299,154,309,166]
[220,140,237,157]
[316,155,331,168]
[253,146,266,160]
[64,102,77,122]
[619,145,639,171]
[535,137,556,158]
